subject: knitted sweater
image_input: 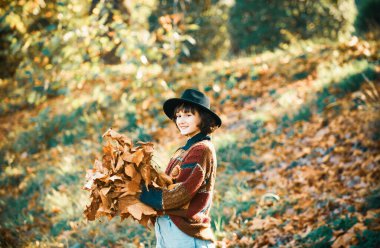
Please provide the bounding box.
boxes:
[140,132,217,241]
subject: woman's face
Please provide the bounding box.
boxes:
[175,110,201,137]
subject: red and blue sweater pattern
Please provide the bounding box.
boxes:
[140,132,217,241]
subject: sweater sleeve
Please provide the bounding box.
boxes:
[139,144,211,210]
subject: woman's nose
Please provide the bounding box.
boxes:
[177,117,183,123]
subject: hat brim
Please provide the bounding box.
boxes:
[163,98,222,127]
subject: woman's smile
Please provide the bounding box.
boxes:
[175,110,201,137]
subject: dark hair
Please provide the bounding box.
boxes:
[173,103,218,134]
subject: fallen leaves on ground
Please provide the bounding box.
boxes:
[219,89,380,247]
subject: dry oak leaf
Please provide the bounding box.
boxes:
[124,163,136,177]
[127,202,157,220]
[103,128,132,146]
[132,149,144,166]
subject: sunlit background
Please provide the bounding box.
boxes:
[1,0,379,247]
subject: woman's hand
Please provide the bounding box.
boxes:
[139,185,163,210]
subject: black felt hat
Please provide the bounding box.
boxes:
[163,89,222,127]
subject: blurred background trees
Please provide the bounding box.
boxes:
[1,0,376,140]
[229,0,357,53]
[2,0,379,111]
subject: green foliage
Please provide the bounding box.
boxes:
[0,165,50,233]
[301,225,333,248]
[217,141,261,172]
[260,202,290,219]
[211,169,256,236]
[332,216,358,231]
[13,102,102,154]
[229,0,356,53]
[280,63,377,127]
[292,104,312,123]
[0,0,170,114]
[354,0,380,33]
[352,230,380,248]
[364,189,380,210]
[182,2,230,61]
[50,220,71,237]
[149,0,230,62]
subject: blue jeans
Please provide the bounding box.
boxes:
[155,215,215,248]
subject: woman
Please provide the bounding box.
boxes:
[139,88,222,248]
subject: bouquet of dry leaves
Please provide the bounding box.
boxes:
[83,128,172,227]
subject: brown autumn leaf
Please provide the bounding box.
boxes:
[140,162,151,189]
[131,149,144,166]
[119,196,139,213]
[103,128,132,147]
[121,146,133,161]
[127,202,157,220]
[249,217,281,231]
[115,156,124,172]
[157,172,173,187]
[138,141,154,154]
[115,180,141,197]
[84,198,100,221]
[125,163,137,178]
[109,175,123,182]
[332,231,356,248]
[83,128,172,228]
[140,215,153,228]
[332,222,366,248]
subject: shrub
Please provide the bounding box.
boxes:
[228,0,356,53]
[149,0,230,62]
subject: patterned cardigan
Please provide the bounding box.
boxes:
[140,132,217,241]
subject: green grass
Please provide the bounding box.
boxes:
[300,225,333,248]
[364,189,380,211]
[332,216,358,231]
[353,230,380,248]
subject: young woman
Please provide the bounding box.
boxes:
[139,88,222,248]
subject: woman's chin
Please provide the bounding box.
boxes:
[180,130,200,137]
[180,131,189,136]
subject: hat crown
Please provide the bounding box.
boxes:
[163,88,222,127]
[181,89,210,108]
